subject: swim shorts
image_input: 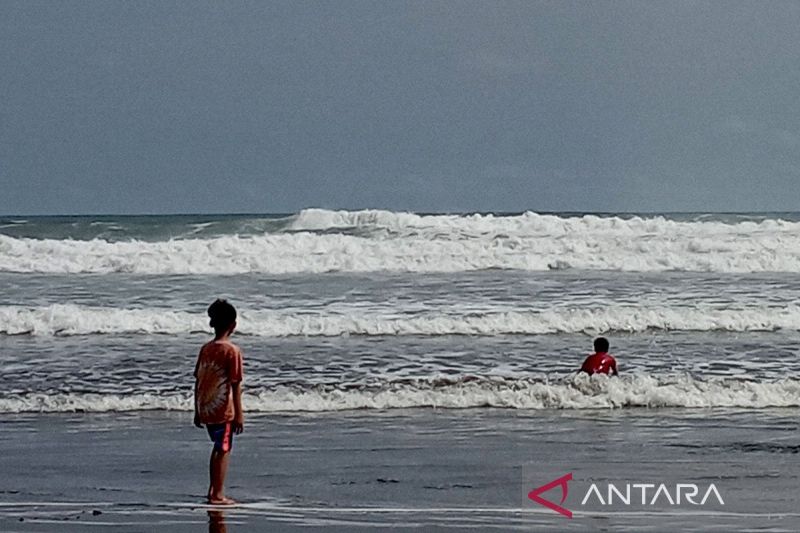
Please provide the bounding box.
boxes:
[206,422,234,453]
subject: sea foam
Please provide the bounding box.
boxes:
[3,304,800,336]
[2,209,800,274]
[2,375,798,413]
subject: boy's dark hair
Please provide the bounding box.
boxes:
[208,299,237,332]
[594,337,609,352]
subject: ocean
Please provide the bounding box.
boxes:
[1,209,799,531]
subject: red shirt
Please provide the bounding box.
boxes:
[580,352,617,375]
[194,340,243,424]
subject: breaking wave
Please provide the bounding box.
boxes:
[2,375,799,413]
[2,209,800,274]
[3,304,800,337]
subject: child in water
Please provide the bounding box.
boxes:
[194,299,244,504]
[580,337,618,376]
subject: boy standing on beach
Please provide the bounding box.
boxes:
[194,299,244,505]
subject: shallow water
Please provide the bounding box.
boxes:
[3,211,800,413]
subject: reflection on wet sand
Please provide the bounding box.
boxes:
[208,510,227,533]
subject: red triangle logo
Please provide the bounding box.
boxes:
[528,472,573,518]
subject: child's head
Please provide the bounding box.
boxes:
[593,337,609,353]
[208,299,237,335]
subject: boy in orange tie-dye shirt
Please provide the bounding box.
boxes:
[194,299,244,505]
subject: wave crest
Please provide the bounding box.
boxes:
[3,375,799,412]
[3,304,800,336]
[2,210,800,274]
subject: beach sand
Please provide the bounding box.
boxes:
[0,409,798,532]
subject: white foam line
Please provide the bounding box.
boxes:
[229,507,800,518]
[4,374,800,412]
[4,209,800,274]
[25,520,204,527]
[6,302,800,337]
[5,502,797,518]
[0,502,114,507]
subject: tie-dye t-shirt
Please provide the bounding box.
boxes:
[194,340,243,424]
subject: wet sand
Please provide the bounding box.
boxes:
[0,409,798,532]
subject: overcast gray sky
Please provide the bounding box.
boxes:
[2,1,800,214]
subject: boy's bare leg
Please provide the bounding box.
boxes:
[208,449,235,504]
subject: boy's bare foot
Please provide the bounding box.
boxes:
[208,496,237,505]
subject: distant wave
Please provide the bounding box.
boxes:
[3,304,800,337]
[2,209,800,274]
[2,375,799,412]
